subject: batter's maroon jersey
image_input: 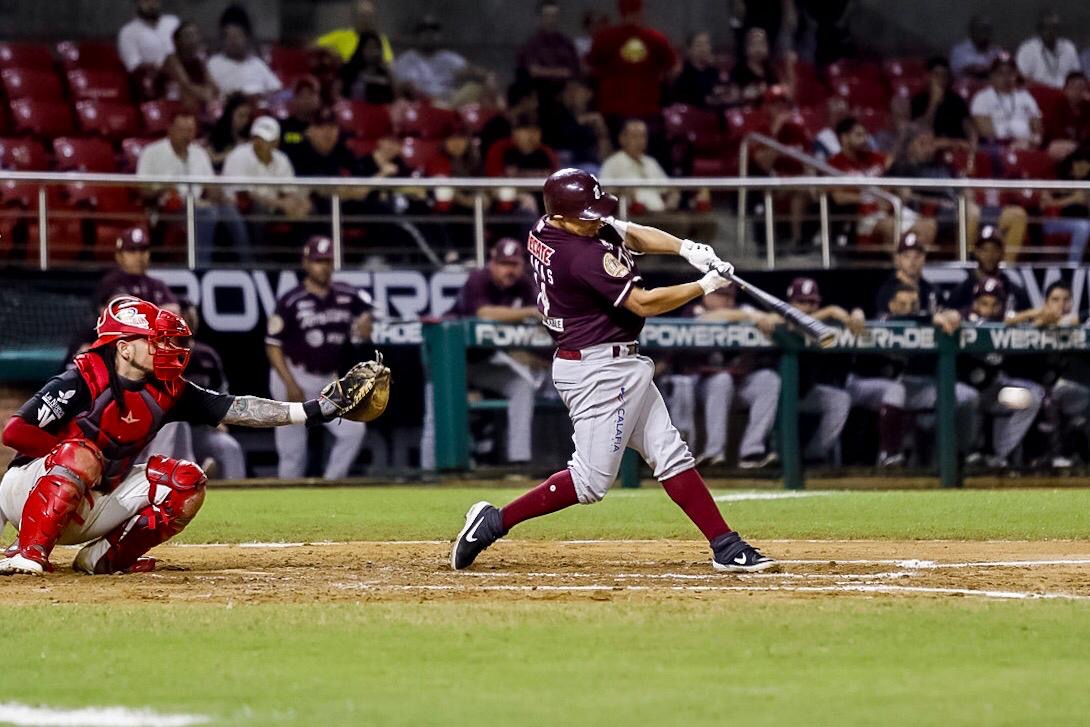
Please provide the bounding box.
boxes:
[526,216,644,349]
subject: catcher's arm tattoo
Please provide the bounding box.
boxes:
[221,396,337,427]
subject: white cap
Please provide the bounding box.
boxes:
[251,116,281,143]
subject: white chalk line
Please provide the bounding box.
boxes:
[0,702,208,727]
[713,491,839,502]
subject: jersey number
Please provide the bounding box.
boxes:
[530,257,554,317]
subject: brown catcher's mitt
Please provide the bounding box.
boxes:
[320,353,391,422]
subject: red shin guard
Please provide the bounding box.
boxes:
[501,469,578,532]
[661,468,731,542]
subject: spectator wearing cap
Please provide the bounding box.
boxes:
[517,1,581,109]
[911,57,976,149]
[971,54,1042,147]
[948,226,1032,313]
[542,78,612,173]
[315,0,394,66]
[670,31,730,109]
[289,107,362,216]
[392,15,474,103]
[118,0,180,75]
[160,21,219,117]
[94,226,180,313]
[338,30,395,103]
[874,232,938,317]
[1043,72,1090,158]
[136,109,250,264]
[1041,146,1090,263]
[207,4,282,97]
[484,113,559,179]
[432,238,540,466]
[1016,9,1082,90]
[950,14,1003,81]
[266,235,374,479]
[223,116,311,222]
[280,76,323,157]
[206,92,255,171]
[599,118,678,213]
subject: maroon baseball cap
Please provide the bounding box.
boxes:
[116,226,150,252]
[490,237,524,264]
[543,168,618,220]
[897,230,926,254]
[972,275,1006,300]
[975,224,1003,249]
[787,277,821,304]
[303,235,334,261]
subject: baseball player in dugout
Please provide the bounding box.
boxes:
[0,296,387,576]
[451,168,777,573]
[95,226,180,313]
[266,235,375,479]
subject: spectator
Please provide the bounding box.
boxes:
[871,94,914,156]
[160,21,218,116]
[392,15,472,103]
[543,78,612,172]
[485,113,559,178]
[874,231,939,316]
[206,92,254,172]
[813,95,852,160]
[587,0,676,129]
[117,0,179,74]
[829,117,935,248]
[1043,71,1090,157]
[970,54,1042,147]
[207,4,282,97]
[136,110,250,264]
[1016,9,1081,90]
[315,0,393,65]
[95,226,179,312]
[911,57,976,148]
[749,86,811,247]
[947,226,1032,313]
[517,1,581,107]
[338,30,395,103]
[728,27,782,105]
[599,119,678,213]
[670,31,730,108]
[425,123,481,213]
[223,116,311,221]
[730,0,792,56]
[1041,146,1090,263]
[284,108,352,179]
[950,14,1003,81]
[279,76,322,159]
[573,11,609,61]
[479,81,539,161]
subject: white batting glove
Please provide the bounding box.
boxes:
[711,258,735,278]
[679,239,720,273]
[601,215,630,239]
[697,271,731,295]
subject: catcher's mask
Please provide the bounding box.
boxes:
[92,296,192,380]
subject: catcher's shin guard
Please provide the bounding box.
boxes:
[3,439,103,573]
[73,455,206,575]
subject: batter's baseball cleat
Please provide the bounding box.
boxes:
[451,501,507,570]
[710,531,778,573]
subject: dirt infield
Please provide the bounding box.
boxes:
[3,540,1090,605]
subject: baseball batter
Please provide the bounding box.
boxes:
[0,296,379,576]
[451,168,776,573]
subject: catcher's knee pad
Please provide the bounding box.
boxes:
[146,455,207,529]
[16,439,103,563]
[44,439,104,489]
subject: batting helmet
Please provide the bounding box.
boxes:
[543,168,618,220]
[91,296,192,380]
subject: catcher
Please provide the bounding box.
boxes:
[0,296,389,576]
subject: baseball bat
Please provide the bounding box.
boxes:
[713,265,838,349]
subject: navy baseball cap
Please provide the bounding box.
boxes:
[303,235,334,261]
[787,277,821,304]
[490,238,524,263]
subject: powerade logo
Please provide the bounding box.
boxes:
[961,326,1089,351]
[473,323,553,348]
[640,323,772,348]
[832,326,937,350]
[372,321,423,345]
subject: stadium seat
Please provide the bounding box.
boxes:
[345,136,377,158]
[264,44,312,85]
[1026,83,1065,122]
[789,59,828,107]
[1004,148,1056,180]
[66,69,131,102]
[120,137,152,172]
[664,104,723,153]
[53,137,117,172]
[0,67,64,101]
[0,137,48,170]
[458,103,498,135]
[56,41,125,72]
[856,107,891,135]
[832,77,891,111]
[797,106,826,138]
[883,57,927,85]
[396,102,459,139]
[825,59,884,84]
[140,99,180,135]
[0,42,54,70]
[10,99,75,138]
[399,138,440,173]
[724,107,770,144]
[952,77,984,102]
[334,100,393,139]
[74,99,140,140]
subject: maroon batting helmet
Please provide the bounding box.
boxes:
[543,168,618,220]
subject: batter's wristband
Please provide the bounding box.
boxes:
[302,399,325,427]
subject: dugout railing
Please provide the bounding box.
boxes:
[423,318,1090,489]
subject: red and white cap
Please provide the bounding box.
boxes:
[91,296,192,380]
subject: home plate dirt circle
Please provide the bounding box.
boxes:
[2,541,1089,604]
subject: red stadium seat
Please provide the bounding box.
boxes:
[140,99,180,135]
[725,107,770,142]
[396,102,459,139]
[334,101,393,139]
[1004,148,1056,180]
[797,106,826,138]
[664,104,723,153]
[0,138,49,170]
[264,45,312,85]
[75,100,140,140]
[826,59,884,84]
[789,59,828,107]
[832,77,891,112]
[56,41,125,72]
[345,136,376,158]
[66,69,131,102]
[1026,83,1065,122]
[399,138,440,173]
[10,99,75,138]
[0,68,64,101]
[953,77,985,102]
[120,137,152,172]
[0,42,54,70]
[856,107,891,135]
[53,137,117,172]
[458,103,498,135]
[883,57,927,84]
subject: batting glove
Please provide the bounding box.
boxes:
[697,270,731,295]
[680,239,720,273]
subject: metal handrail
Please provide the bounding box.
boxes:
[738,132,904,268]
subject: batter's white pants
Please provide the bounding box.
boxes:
[903,374,980,453]
[694,369,780,460]
[270,363,366,480]
[0,458,172,547]
[552,345,694,504]
[798,384,852,459]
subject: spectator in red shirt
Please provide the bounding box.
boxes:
[587,0,677,131]
[424,122,481,214]
[829,116,936,247]
[484,113,559,178]
[517,1,581,108]
[1044,71,1090,159]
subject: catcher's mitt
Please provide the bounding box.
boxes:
[320,353,391,422]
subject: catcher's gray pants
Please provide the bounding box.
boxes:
[667,369,779,460]
[270,363,366,480]
[903,374,980,453]
[798,384,851,459]
[980,376,1044,460]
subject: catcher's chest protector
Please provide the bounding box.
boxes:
[61,353,185,491]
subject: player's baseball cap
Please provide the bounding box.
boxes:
[116,226,150,252]
[251,115,281,143]
[303,235,334,261]
[490,237,523,264]
[975,224,1003,249]
[972,275,1006,300]
[786,277,821,305]
[897,230,926,254]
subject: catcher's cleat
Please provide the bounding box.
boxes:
[73,545,156,574]
[451,501,507,570]
[0,550,49,576]
[710,531,778,573]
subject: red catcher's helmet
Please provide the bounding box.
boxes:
[543,168,618,220]
[91,296,192,380]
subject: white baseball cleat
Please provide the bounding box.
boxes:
[0,553,46,576]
